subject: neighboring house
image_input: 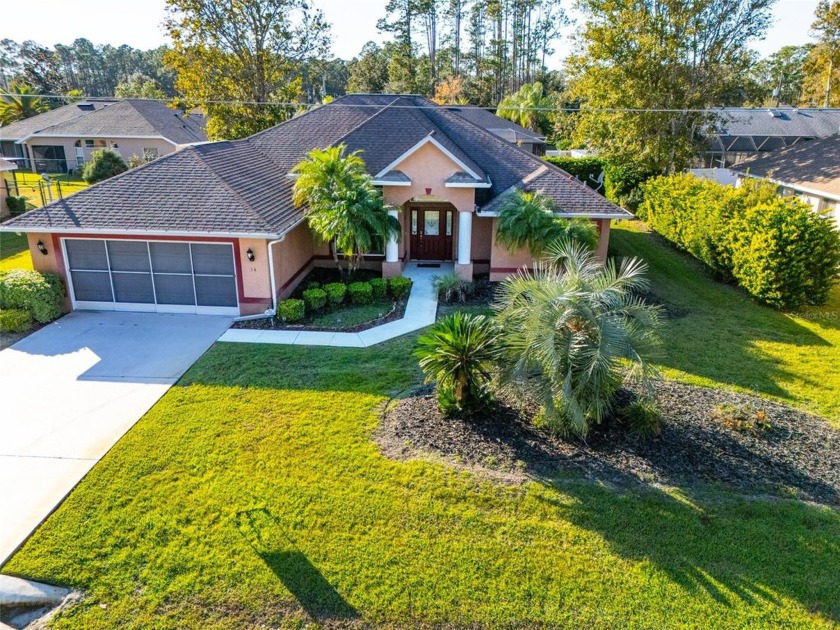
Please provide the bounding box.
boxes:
[731,133,840,226]
[444,105,547,155]
[0,94,629,318]
[702,107,840,167]
[0,99,207,173]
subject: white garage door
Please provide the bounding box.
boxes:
[63,238,239,316]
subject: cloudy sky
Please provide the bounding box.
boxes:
[0,0,822,64]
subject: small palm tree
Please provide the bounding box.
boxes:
[292,144,400,273]
[497,82,554,134]
[415,313,500,414]
[496,189,598,258]
[495,239,661,436]
[0,82,49,125]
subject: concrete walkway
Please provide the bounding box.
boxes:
[0,312,231,565]
[218,262,447,347]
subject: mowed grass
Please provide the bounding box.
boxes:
[7,171,88,209]
[4,338,839,628]
[611,221,840,425]
[0,231,33,271]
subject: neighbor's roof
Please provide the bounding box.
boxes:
[444,105,546,144]
[0,157,17,171]
[706,107,840,154]
[0,99,207,146]
[732,133,840,199]
[1,95,628,237]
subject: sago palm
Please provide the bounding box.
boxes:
[494,239,661,436]
[292,144,401,273]
[496,189,598,257]
[415,313,500,414]
[0,82,49,125]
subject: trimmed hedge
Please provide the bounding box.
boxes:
[545,157,605,188]
[388,276,412,299]
[277,298,305,323]
[544,157,655,210]
[0,269,64,323]
[302,288,327,312]
[0,308,33,333]
[639,175,840,308]
[5,196,28,216]
[324,282,346,306]
[348,281,373,305]
[368,277,388,299]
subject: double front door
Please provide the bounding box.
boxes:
[410,205,454,260]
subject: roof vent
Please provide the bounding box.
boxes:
[76,102,95,111]
[767,108,782,118]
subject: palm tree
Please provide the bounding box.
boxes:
[292,144,401,273]
[496,82,554,134]
[415,313,500,414]
[495,189,598,258]
[494,239,662,436]
[0,82,49,125]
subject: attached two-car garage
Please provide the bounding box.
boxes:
[63,238,239,316]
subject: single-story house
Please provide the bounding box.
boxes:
[0,94,630,317]
[731,133,840,226]
[0,99,207,173]
[442,105,547,155]
[702,107,840,168]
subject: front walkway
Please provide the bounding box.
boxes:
[0,312,231,565]
[218,262,447,347]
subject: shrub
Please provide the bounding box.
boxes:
[81,149,128,184]
[324,282,346,306]
[0,269,64,324]
[711,404,771,434]
[640,174,840,308]
[415,313,500,414]
[302,288,327,311]
[368,277,388,299]
[433,272,474,303]
[545,157,606,190]
[495,240,662,437]
[306,281,321,290]
[604,162,656,210]
[277,298,305,323]
[5,196,28,216]
[618,399,662,438]
[388,276,412,299]
[0,308,33,333]
[348,281,373,305]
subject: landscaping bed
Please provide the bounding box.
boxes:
[380,380,840,505]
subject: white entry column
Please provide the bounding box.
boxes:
[455,210,473,280]
[385,208,399,263]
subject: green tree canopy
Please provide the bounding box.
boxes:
[0,81,48,125]
[809,0,840,106]
[291,145,401,273]
[164,0,331,140]
[497,82,555,134]
[81,150,128,184]
[115,73,166,99]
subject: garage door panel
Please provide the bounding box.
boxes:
[195,275,237,307]
[150,242,192,274]
[66,239,108,270]
[70,270,113,302]
[112,272,155,304]
[153,274,196,305]
[106,241,151,272]
[191,243,235,275]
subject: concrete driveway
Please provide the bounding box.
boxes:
[0,311,231,565]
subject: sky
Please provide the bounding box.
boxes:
[0,0,824,64]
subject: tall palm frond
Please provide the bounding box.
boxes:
[0,82,49,125]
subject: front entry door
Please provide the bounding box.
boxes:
[410,206,454,260]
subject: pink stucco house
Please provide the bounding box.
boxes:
[0,95,630,317]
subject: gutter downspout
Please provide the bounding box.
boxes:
[266,236,285,314]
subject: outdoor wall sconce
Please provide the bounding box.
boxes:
[246,248,255,262]
[36,240,48,256]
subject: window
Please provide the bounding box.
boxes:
[143,147,159,160]
[83,139,107,149]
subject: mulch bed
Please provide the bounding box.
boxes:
[378,381,840,505]
[231,300,406,333]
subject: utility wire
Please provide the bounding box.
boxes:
[0,92,833,114]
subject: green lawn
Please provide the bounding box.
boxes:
[7,171,88,209]
[4,337,839,628]
[310,301,396,329]
[611,221,840,425]
[0,231,33,271]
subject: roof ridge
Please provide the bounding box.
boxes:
[326,96,403,150]
[191,145,277,233]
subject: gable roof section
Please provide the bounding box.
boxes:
[0,100,115,141]
[732,133,840,199]
[21,100,208,145]
[1,95,628,237]
[444,105,545,143]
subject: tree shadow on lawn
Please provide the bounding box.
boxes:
[610,227,834,402]
[234,508,359,623]
[538,473,840,623]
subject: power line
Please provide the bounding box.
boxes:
[1,92,836,114]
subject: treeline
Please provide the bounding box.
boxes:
[349,0,563,106]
